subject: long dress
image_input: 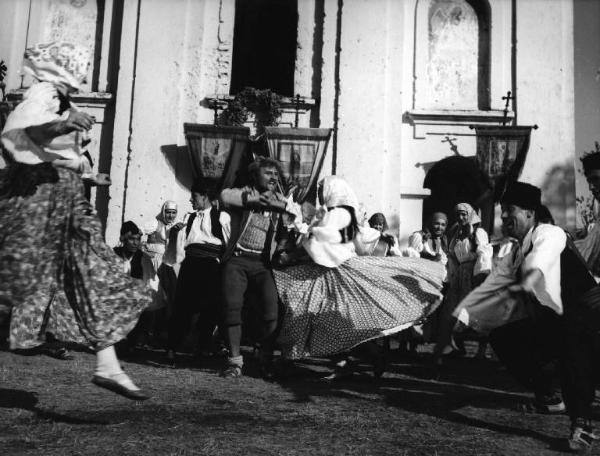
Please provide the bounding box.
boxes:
[0,81,150,351]
[443,226,492,317]
[0,164,149,350]
[273,208,445,359]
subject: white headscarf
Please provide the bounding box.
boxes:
[454,202,481,238]
[320,175,359,211]
[159,200,178,227]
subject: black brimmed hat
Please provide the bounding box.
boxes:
[500,182,541,210]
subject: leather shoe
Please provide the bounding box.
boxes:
[92,375,150,401]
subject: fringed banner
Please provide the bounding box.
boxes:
[264,127,332,203]
[471,125,536,201]
[183,123,251,192]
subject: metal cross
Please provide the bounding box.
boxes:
[212,98,220,126]
[442,136,459,155]
[502,91,514,126]
[294,94,302,128]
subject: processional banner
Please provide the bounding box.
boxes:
[183,123,250,191]
[471,125,536,200]
[264,127,332,203]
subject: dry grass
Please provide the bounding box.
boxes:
[0,343,592,456]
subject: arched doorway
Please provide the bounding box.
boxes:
[423,155,494,232]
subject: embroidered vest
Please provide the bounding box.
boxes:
[237,212,271,252]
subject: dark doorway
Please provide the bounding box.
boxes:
[423,155,494,232]
[230,0,298,97]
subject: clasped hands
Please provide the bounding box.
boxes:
[63,109,95,133]
[247,185,298,213]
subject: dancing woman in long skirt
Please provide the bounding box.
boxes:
[0,42,150,400]
[273,176,446,361]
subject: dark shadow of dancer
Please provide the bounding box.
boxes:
[274,356,567,451]
[0,388,108,425]
[283,373,565,450]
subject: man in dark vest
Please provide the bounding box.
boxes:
[113,221,144,279]
[219,157,293,378]
[484,182,599,452]
[165,180,230,366]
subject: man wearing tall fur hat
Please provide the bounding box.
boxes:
[454,181,599,452]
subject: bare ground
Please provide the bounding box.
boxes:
[0,343,596,456]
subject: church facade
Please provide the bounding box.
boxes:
[1,0,599,244]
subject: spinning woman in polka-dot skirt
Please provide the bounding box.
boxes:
[274,176,446,360]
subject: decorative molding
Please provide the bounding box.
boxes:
[400,186,431,198]
[204,94,317,113]
[6,89,113,106]
[404,109,514,126]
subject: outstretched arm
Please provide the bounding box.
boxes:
[26,109,95,144]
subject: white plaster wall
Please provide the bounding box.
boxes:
[107,0,214,244]
[573,0,600,228]
[516,0,575,228]
[120,0,206,240]
[335,0,391,219]
[0,0,30,91]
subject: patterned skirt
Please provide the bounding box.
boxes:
[0,164,150,350]
[273,256,445,359]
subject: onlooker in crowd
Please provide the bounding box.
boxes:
[166,181,230,366]
[433,203,492,363]
[362,212,402,256]
[141,200,181,343]
[576,150,600,276]
[219,157,294,378]
[404,212,449,265]
[113,221,152,350]
[400,211,449,356]
[114,221,144,279]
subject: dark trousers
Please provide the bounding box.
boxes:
[168,255,221,351]
[490,302,598,421]
[561,308,599,421]
[221,255,279,340]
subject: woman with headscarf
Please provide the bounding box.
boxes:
[273,176,445,374]
[0,42,150,400]
[432,202,492,364]
[356,212,402,257]
[141,201,180,313]
[404,212,449,264]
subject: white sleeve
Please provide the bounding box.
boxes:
[219,211,232,246]
[310,207,351,242]
[389,236,402,256]
[523,225,566,275]
[473,227,493,276]
[142,220,159,235]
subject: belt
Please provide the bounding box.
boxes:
[233,249,262,259]
[185,243,222,259]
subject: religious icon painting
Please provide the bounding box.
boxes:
[276,141,316,191]
[488,139,518,177]
[183,123,251,189]
[264,127,332,203]
[471,125,537,200]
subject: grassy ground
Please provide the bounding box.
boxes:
[0,343,595,456]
